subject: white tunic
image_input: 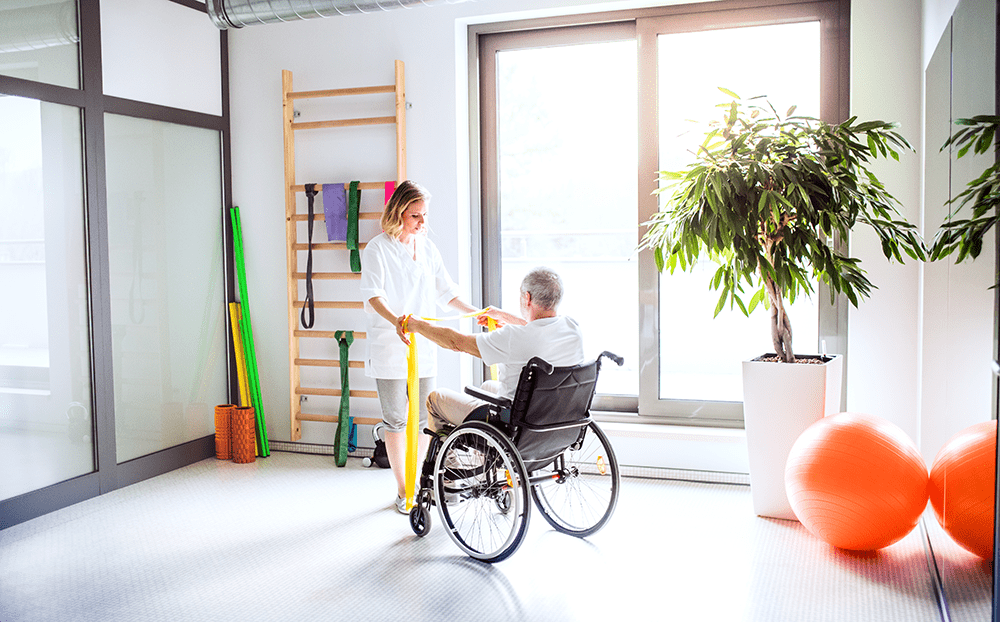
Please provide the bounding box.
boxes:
[359,232,461,379]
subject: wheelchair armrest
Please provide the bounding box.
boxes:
[464,385,512,408]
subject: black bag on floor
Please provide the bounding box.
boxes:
[363,422,391,468]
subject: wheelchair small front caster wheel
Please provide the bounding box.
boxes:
[496,489,514,514]
[409,504,431,537]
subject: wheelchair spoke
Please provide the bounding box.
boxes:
[530,421,620,537]
[434,422,530,563]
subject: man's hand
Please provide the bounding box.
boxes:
[477,306,504,328]
[395,314,411,345]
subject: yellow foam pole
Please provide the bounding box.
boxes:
[229,303,259,455]
[487,317,499,381]
[405,325,419,511]
[228,303,251,407]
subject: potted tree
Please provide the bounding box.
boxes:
[640,91,926,519]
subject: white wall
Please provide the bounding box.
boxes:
[847,0,924,442]
[228,0,984,468]
[228,0,645,444]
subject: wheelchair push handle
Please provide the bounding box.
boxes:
[599,351,625,367]
[525,356,555,375]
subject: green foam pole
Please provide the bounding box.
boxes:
[232,207,268,456]
[235,208,268,457]
[231,206,269,456]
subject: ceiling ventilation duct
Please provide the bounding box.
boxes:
[207,0,474,30]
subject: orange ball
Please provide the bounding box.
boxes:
[928,420,996,560]
[785,412,928,551]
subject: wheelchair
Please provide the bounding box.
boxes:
[408,351,624,563]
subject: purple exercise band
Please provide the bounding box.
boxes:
[323,183,348,241]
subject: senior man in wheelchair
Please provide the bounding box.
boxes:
[401,266,584,430]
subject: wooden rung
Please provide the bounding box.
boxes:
[298,387,379,398]
[292,272,361,280]
[287,84,395,100]
[292,182,386,192]
[290,212,380,221]
[293,301,363,310]
[293,242,368,251]
[292,116,395,131]
[294,330,368,339]
[297,412,383,425]
[295,358,365,369]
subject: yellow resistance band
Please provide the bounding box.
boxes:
[401,309,497,511]
[405,320,419,511]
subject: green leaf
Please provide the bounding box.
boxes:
[734,295,749,316]
[718,87,740,99]
[748,287,765,314]
[713,286,729,318]
[867,134,879,158]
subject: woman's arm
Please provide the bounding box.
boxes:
[368,296,409,344]
[446,296,481,316]
[481,305,526,327]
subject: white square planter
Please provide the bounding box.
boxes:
[742,354,843,520]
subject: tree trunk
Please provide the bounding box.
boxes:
[763,275,795,363]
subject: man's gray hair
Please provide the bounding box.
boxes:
[520,267,563,311]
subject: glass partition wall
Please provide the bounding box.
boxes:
[0,0,232,529]
[0,96,92,500]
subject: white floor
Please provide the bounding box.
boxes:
[0,451,990,622]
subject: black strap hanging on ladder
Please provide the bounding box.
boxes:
[301,183,318,329]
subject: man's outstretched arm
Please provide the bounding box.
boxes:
[403,316,481,359]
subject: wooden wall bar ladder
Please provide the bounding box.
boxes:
[282,61,406,441]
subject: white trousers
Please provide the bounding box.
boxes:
[426,380,503,430]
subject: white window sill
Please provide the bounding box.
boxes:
[595,419,749,476]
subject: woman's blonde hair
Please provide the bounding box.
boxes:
[381,180,430,238]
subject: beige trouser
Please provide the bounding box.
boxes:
[426,380,503,431]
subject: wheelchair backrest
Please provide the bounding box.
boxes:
[508,357,600,471]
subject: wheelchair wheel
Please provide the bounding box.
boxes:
[409,504,431,537]
[434,421,530,563]
[530,420,620,537]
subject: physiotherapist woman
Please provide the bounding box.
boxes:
[359,180,479,514]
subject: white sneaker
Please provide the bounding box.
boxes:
[395,496,407,515]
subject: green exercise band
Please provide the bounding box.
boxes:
[333,330,354,467]
[347,181,361,273]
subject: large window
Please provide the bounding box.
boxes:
[478,1,848,426]
[482,23,638,399]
